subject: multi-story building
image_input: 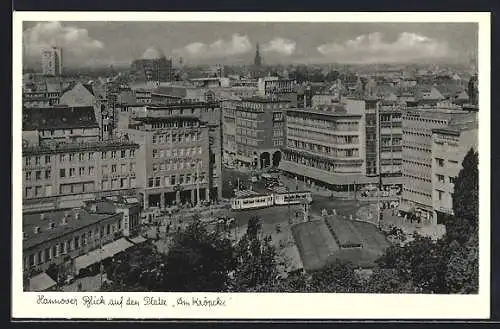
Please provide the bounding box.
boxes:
[23,81,63,108]
[225,97,289,169]
[281,99,379,191]
[23,207,123,274]
[130,47,173,83]
[22,140,139,212]
[41,47,63,76]
[222,99,238,166]
[125,102,223,209]
[378,100,404,181]
[400,107,476,223]
[22,106,101,146]
[257,76,297,105]
[431,114,478,224]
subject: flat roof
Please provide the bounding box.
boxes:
[23,209,121,250]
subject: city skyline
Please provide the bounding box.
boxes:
[22,21,478,68]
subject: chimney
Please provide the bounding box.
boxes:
[61,216,68,225]
[75,212,80,220]
[33,226,40,234]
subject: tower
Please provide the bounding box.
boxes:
[254,43,262,67]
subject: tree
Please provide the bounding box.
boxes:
[310,260,361,293]
[162,221,236,292]
[232,216,279,291]
[325,70,340,82]
[362,269,414,294]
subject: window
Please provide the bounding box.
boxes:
[69,153,75,162]
[45,155,51,164]
[155,177,160,187]
[106,224,111,235]
[59,169,66,178]
[171,175,176,185]
[25,171,31,181]
[74,236,80,249]
[437,190,444,201]
[35,186,43,196]
[35,156,40,165]
[102,151,107,160]
[79,153,85,161]
[38,250,44,264]
[79,167,85,176]
[45,170,51,179]
[152,135,157,144]
[435,158,444,167]
[121,150,126,158]
[111,164,117,173]
[436,174,445,183]
[130,149,135,157]
[35,170,41,180]
[25,157,31,166]
[52,245,57,258]
[153,150,158,158]
[69,168,76,177]
[89,166,95,176]
[179,175,184,184]
[148,178,154,187]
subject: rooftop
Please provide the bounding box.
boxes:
[23,106,99,131]
[23,140,139,156]
[23,208,121,250]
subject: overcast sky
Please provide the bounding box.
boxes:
[22,21,478,67]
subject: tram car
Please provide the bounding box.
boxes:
[231,190,274,210]
[273,188,312,206]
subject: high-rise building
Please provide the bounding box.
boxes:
[431,113,478,224]
[254,42,262,67]
[130,47,173,83]
[400,107,476,223]
[41,47,63,76]
[222,97,289,169]
[124,102,223,209]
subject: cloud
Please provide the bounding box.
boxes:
[317,32,451,63]
[173,33,252,58]
[262,37,296,56]
[23,21,104,59]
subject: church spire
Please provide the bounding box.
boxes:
[254,42,262,67]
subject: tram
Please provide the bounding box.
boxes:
[230,189,312,210]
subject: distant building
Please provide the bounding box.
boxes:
[431,114,478,223]
[130,47,173,83]
[23,81,64,108]
[59,82,96,108]
[41,47,63,76]
[254,42,262,67]
[400,107,476,223]
[222,97,289,169]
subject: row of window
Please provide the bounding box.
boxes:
[403,145,432,154]
[152,131,201,144]
[236,111,259,120]
[102,163,136,175]
[59,166,96,178]
[287,139,360,158]
[287,127,360,145]
[403,173,432,183]
[403,187,432,198]
[152,147,203,158]
[147,173,207,188]
[436,174,457,184]
[149,118,202,130]
[403,117,448,125]
[236,118,259,129]
[235,136,259,147]
[236,127,258,138]
[403,159,432,168]
[101,177,136,190]
[287,116,360,131]
[273,139,284,147]
[284,152,363,172]
[152,160,202,172]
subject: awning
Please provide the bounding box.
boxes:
[74,248,110,272]
[129,236,147,244]
[101,238,134,258]
[29,272,56,291]
[398,202,415,213]
[279,161,378,186]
